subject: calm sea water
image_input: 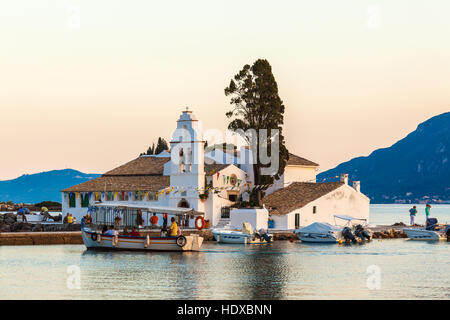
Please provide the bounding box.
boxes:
[0,205,449,300]
[369,204,450,226]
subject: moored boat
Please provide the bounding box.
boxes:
[294,222,342,243]
[212,222,272,244]
[295,215,372,244]
[81,204,204,252]
[403,218,449,241]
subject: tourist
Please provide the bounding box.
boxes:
[162,213,168,230]
[17,206,28,223]
[136,210,143,226]
[150,213,158,227]
[129,227,141,237]
[425,204,431,224]
[63,213,69,224]
[105,225,116,236]
[114,216,121,227]
[84,213,92,224]
[121,227,129,236]
[409,206,417,225]
[168,217,178,237]
[101,225,108,234]
[67,213,73,224]
[40,206,52,221]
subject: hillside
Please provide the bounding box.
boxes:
[0,169,100,204]
[318,112,450,203]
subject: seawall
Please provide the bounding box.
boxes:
[0,231,83,246]
[0,225,407,246]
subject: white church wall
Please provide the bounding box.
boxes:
[230,208,269,231]
[265,166,318,196]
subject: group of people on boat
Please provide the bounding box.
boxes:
[409,204,432,226]
[84,210,181,239]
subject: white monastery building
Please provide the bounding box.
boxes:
[62,109,370,230]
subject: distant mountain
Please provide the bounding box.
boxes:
[318,112,450,203]
[0,169,101,204]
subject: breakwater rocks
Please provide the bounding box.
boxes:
[369,223,408,239]
[0,212,80,233]
[0,232,83,246]
[371,229,407,239]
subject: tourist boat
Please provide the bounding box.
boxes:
[211,222,272,244]
[81,204,204,252]
[403,218,450,241]
[294,215,371,243]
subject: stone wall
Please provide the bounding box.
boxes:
[0,232,83,246]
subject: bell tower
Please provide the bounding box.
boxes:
[169,107,205,210]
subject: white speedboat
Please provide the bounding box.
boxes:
[81,204,204,252]
[295,215,371,243]
[294,222,342,243]
[212,222,272,244]
[16,213,62,224]
[403,218,449,241]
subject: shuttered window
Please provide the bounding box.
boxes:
[81,193,90,207]
[69,193,76,208]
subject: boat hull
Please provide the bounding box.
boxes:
[81,228,203,252]
[403,228,445,241]
[297,232,339,243]
[16,214,61,224]
[212,230,270,244]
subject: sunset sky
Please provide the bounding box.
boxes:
[1,0,449,180]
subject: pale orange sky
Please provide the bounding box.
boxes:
[1,0,449,180]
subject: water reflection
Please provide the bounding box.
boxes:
[1,240,449,300]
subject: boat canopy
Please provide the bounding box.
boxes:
[333,215,367,221]
[91,203,204,216]
[296,222,342,233]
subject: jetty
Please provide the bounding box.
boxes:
[0,224,410,246]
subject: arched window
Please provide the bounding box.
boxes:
[177,198,190,208]
[186,147,192,172]
[179,148,185,173]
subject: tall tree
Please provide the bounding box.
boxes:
[154,137,169,154]
[225,59,289,205]
[140,138,169,156]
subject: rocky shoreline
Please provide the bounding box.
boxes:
[0,212,80,233]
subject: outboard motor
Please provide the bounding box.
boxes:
[255,229,272,243]
[342,227,357,244]
[354,224,371,242]
[445,225,450,242]
[426,218,438,231]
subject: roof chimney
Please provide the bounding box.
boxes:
[352,181,360,192]
[340,173,348,185]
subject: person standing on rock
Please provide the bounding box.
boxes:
[409,206,417,225]
[425,204,431,225]
[17,206,28,223]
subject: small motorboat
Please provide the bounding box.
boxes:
[295,215,372,243]
[16,212,62,224]
[81,204,204,252]
[212,222,272,244]
[403,218,450,241]
[294,222,342,243]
